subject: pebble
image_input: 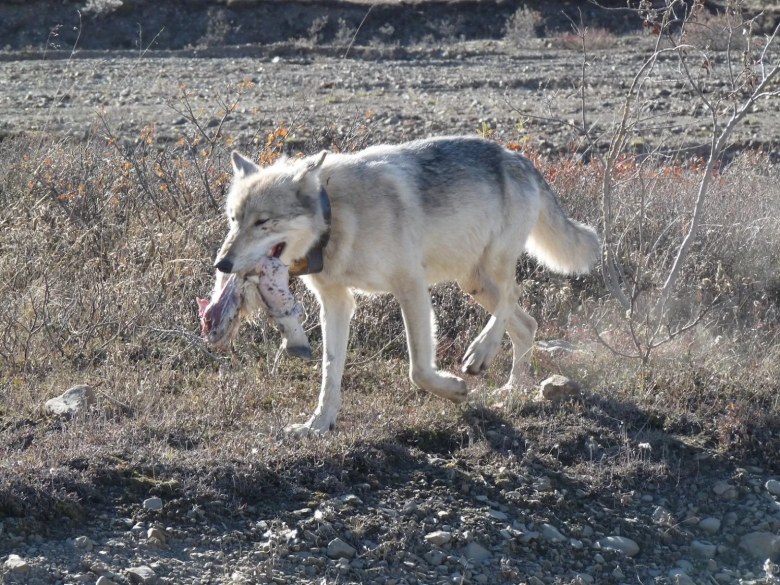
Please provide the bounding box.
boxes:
[668,568,695,585]
[487,509,507,521]
[44,384,96,418]
[652,506,672,525]
[766,479,780,496]
[126,565,157,584]
[739,532,780,560]
[691,539,717,558]
[143,497,163,511]
[326,537,357,559]
[4,554,29,573]
[147,527,167,544]
[424,549,445,566]
[699,517,721,534]
[424,530,453,546]
[712,481,737,499]
[74,535,94,550]
[598,536,640,557]
[463,541,492,563]
[539,375,582,401]
[541,523,566,542]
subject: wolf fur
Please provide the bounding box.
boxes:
[214,136,600,435]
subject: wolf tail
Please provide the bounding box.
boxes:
[526,180,601,275]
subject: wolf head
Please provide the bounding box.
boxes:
[214,150,328,275]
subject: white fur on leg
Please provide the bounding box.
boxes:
[283,287,354,436]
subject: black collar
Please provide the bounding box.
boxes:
[289,187,331,276]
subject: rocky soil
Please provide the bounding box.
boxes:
[2,1,780,584]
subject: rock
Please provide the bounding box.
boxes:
[326,537,356,559]
[699,517,721,534]
[541,523,566,542]
[739,532,780,560]
[96,577,118,585]
[463,541,492,563]
[4,554,29,573]
[691,540,717,558]
[487,509,508,521]
[539,375,582,401]
[147,526,167,544]
[143,497,163,511]
[424,549,446,566]
[44,384,96,418]
[652,506,673,526]
[668,569,695,585]
[712,480,737,499]
[126,565,157,584]
[424,530,453,546]
[74,535,94,550]
[598,536,640,557]
[766,479,780,496]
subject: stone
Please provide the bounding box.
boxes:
[147,526,167,544]
[143,497,163,511]
[463,541,492,563]
[598,536,640,557]
[44,384,96,418]
[487,509,508,521]
[541,523,566,542]
[74,535,94,550]
[652,506,673,525]
[712,480,737,499]
[126,566,157,584]
[4,554,29,573]
[424,530,453,546]
[699,517,721,534]
[424,549,445,566]
[96,577,118,585]
[539,375,582,401]
[326,537,356,559]
[739,532,780,561]
[691,540,717,558]
[765,479,780,496]
[668,569,695,585]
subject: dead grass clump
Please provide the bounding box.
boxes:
[550,27,618,51]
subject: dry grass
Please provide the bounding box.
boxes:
[0,119,778,523]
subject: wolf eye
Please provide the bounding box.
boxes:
[254,218,268,227]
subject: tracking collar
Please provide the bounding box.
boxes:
[289,186,331,276]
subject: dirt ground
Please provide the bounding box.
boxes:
[1,0,779,157]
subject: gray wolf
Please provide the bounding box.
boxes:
[213,136,600,435]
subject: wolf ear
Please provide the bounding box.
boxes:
[231,151,260,178]
[293,150,328,184]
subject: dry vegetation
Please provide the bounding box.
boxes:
[1,103,778,524]
[0,2,779,561]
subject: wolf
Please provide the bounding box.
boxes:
[214,136,600,435]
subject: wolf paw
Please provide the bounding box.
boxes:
[412,370,468,403]
[283,416,334,438]
[461,335,501,375]
[284,343,313,360]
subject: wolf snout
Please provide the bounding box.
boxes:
[214,258,234,273]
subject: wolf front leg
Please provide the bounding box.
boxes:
[284,286,355,437]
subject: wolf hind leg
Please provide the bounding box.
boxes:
[459,264,536,388]
[459,264,514,376]
[394,277,468,403]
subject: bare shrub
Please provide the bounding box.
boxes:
[504,7,543,45]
